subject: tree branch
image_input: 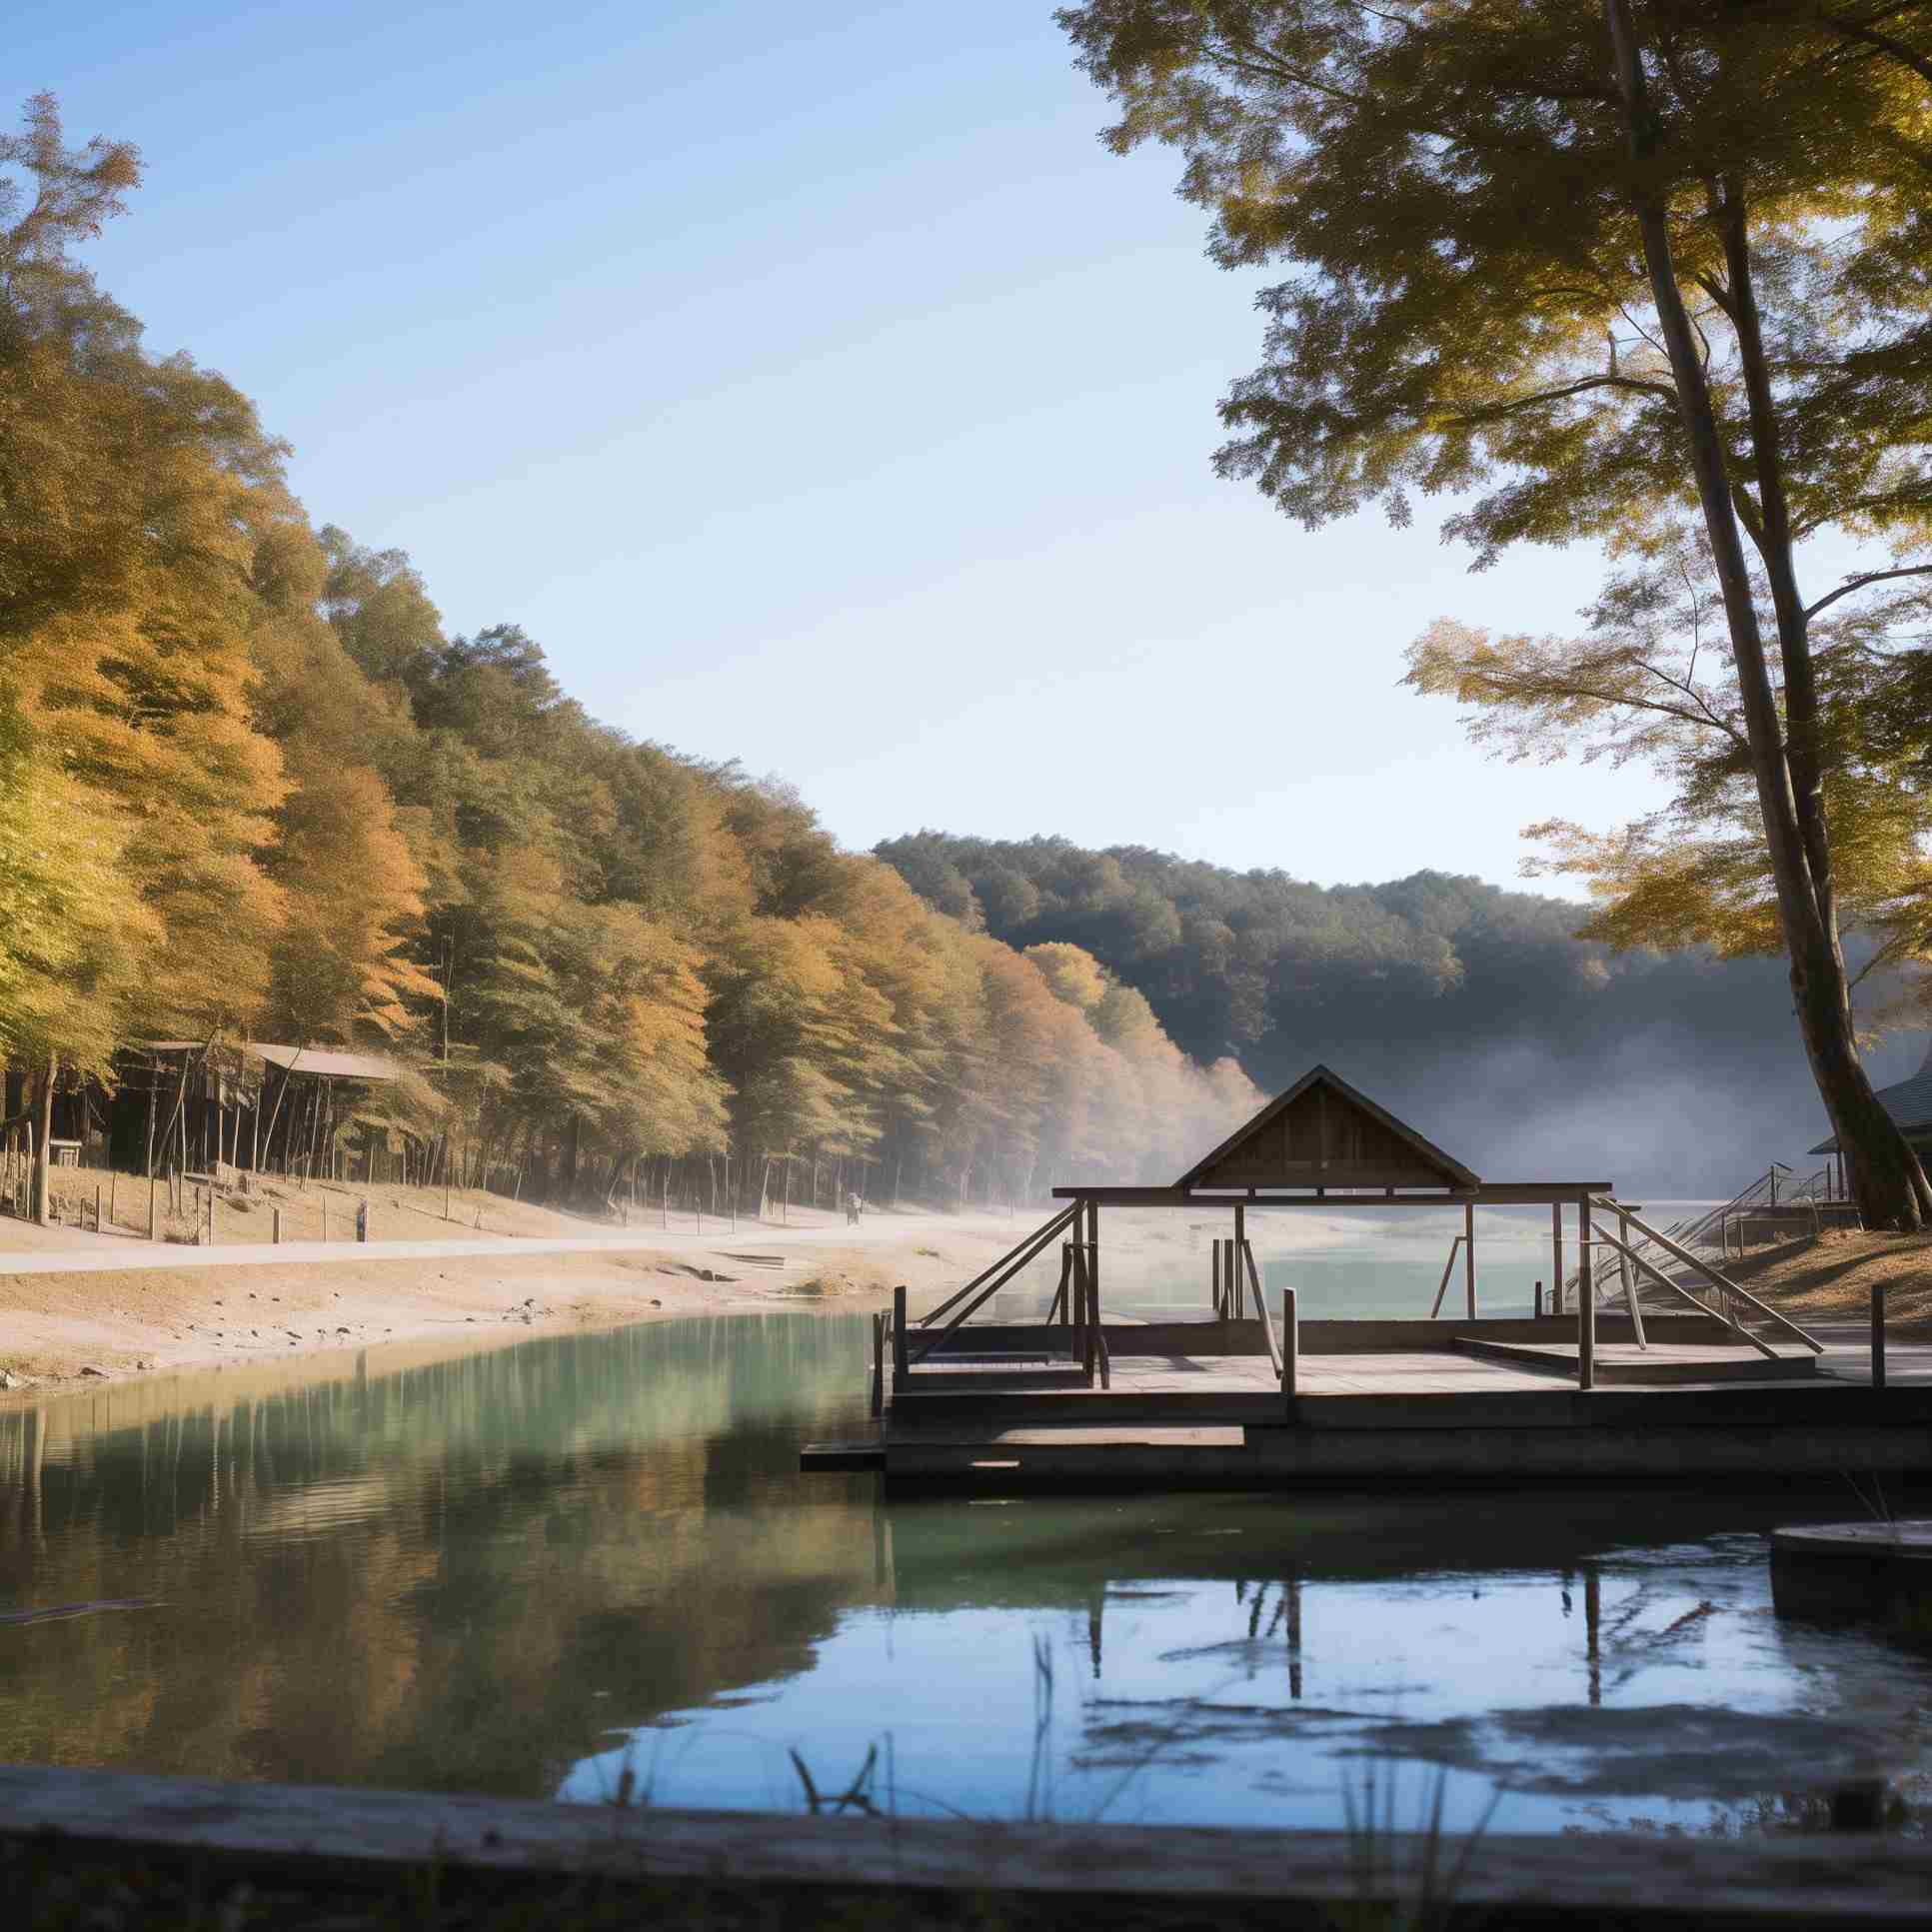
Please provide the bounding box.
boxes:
[1827,9,1932,93]
[1804,564,1932,619]
[1441,374,1675,424]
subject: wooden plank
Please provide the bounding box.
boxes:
[799,1442,885,1472]
[12,1764,1932,1921]
[1050,1183,1614,1205]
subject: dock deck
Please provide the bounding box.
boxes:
[806,1317,1932,1489]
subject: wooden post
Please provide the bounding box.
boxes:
[1281,1287,1297,1403]
[321,1198,329,1242]
[871,1311,885,1418]
[1616,1203,1646,1348]
[31,1059,52,1227]
[1534,1281,1543,1318]
[1211,1238,1221,1318]
[1233,1203,1245,1319]
[149,1174,159,1240]
[1873,1283,1887,1390]
[1551,1203,1563,1314]
[205,1183,214,1246]
[1088,1196,1101,1333]
[892,1283,909,1391]
[94,1183,102,1232]
[1577,1195,1594,1391]
[273,1206,282,1245]
[1463,1198,1476,1317]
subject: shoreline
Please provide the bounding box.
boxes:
[0,1209,1020,1400]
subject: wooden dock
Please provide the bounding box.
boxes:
[807,1070,1932,1493]
[806,1314,1932,1491]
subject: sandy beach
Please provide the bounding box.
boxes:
[0,1175,1028,1397]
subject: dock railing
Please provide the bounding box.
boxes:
[908,1201,1081,1366]
[1427,1234,1466,1317]
[1592,1197,1825,1355]
[1242,1239,1282,1382]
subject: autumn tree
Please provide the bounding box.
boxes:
[1407,541,1932,1022]
[1059,1,1932,1225]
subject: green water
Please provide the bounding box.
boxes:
[1,1312,1925,1836]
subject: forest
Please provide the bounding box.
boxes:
[876,832,1912,1193]
[0,96,1258,1210]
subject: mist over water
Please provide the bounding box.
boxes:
[880,838,1929,1199]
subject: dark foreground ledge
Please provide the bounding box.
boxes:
[2,1765,1930,1929]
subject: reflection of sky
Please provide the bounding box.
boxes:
[561,1531,1932,1834]
[986,1204,1724,1321]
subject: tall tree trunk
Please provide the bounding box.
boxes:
[31,1053,55,1227]
[1604,0,1930,1230]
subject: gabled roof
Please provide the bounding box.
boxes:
[1808,1038,1932,1153]
[1174,1063,1480,1192]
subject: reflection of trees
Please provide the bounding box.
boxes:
[0,1315,886,1795]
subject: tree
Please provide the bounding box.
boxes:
[1407,542,1932,1018]
[1058,1,1932,1225]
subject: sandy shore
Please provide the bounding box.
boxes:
[0,1203,1027,1398]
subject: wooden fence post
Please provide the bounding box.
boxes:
[149,1174,158,1240]
[1577,1195,1594,1391]
[871,1311,885,1418]
[892,1284,909,1391]
[272,1206,282,1245]
[205,1184,213,1246]
[1873,1283,1887,1390]
[1282,1287,1297,1404]
[1464,1199,1476,1317]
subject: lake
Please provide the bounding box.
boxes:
[2,1309,1925,1837]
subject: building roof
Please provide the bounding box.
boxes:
[249,1042,401,1082]
[1172,1063,1481,1192]
[1808,1039,1932,1154]
[143,1040,400,1082]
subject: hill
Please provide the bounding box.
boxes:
[875,833,1922,1195]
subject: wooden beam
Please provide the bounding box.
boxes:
[7,1765,1932,1923]
[1051,1183,1613,1206]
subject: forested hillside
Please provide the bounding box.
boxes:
[877,833,1921,1193]
[0,96,1256,1207]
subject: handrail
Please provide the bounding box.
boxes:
[910,1202,1081,1364]
[1593,1225,1780,1361]
[1594,1198,1825,1352]
[1428,1234,1465,1317]
[1243,1240,1282,1380]
[919,1200,1079,1327]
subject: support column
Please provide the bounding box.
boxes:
[1463,1199,1476,1318]
[1551,1203,1564,1315]
[1087,1197,1100,1326]
[1233,1202,1246,1319]
[1577,1194,1594,1390]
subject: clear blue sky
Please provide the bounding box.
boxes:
[16,0,1699,891]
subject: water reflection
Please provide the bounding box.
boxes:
[2,1314,1927,1833]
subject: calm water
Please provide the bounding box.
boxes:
[2,1311,1926,1837]
[985,1202,1726,1322]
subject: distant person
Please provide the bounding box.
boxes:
[847,1188,862,1225]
